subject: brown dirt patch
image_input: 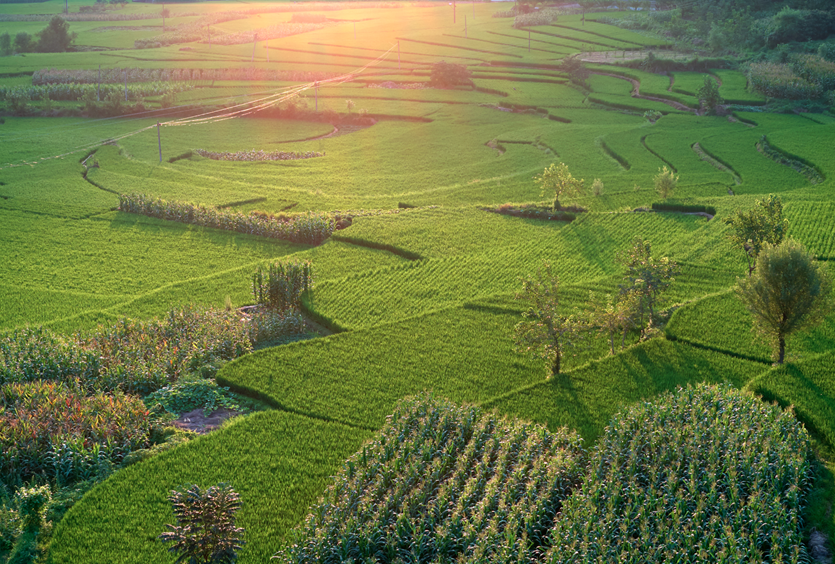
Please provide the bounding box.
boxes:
[173,408,241,434]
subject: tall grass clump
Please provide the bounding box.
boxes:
[0,380,150,486]
[252,260,313,312]
[513,8,561,28]
[545,384,813,563]
[118,193,334,245]
[278,395,585,564]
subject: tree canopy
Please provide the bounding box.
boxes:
[36,16,76,53]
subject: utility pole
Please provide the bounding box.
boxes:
[124,71,128,101]
[465,16,467,38]
[453,0,456,23]
[162,4,165,31]
[315,82,318,111]
[266,39,269,62]
[97,64,101,102]
[397,40,401,70]
[64,0,68,15]
[207,26,211,48]
[472,0,475,16]
[354,22,356,40]
[157,123,162,163]
[528,30,531,53]
[252,33,257,62]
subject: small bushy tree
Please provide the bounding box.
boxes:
[653,166,678,199]
[13,32,33,54]
[429,61,472,89]
[514,263,581,377]
[0,33,11,56]
[36,16,76,53]
[592,178,604,196]
[535,162,584,212]
[723,194,788,276]
[586,292,636,355]
[735,240,832,364]
[160,484,245,564]
[696,74,723,114]
[617,237,679,339]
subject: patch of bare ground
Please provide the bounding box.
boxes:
[173,408,241,434]
[810,530,832,564]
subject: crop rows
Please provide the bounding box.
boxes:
[279,395,585,564]
[786,202,835,259]
[546,384,812,563]
[49,410,372,564]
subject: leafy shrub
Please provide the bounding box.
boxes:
[160,484,244,564]
[545,384,813,563]
[819,42,835,62]
[252,260,313,312]
[247,309,306,344]
[764,7,835,48]
[0,380,150,486]
[15,485,50,532]
[429,61,472,89]
[119,193,334,245]
[747,62,822,100]
[592,178,604,196]
[0,494,18,552]
[278,395,585,564]
[144,377,241,416]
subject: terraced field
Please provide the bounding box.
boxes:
[1,1,835,562]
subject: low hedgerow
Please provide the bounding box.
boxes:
[651,202,716,215]
[194,149,323,162]
[119,193,334,246]
[0,380,150,487]
[545,384,813,563]
[278,395,585,564]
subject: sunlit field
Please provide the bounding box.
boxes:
[1,0,835,562]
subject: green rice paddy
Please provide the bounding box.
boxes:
[2,0,834,561]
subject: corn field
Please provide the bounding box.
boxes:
[118,193,334,245]
[545,384,813,564]
[278,395,585,564]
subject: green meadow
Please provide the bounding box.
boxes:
[1,0,834,562]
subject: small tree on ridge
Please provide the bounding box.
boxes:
[535,162,584,212]
[723,194,788,276]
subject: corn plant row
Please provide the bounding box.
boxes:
[200,23,327,47]
[0,306,305,396]
[252,259,313,313]
[33,67,339,85]
[119,193,333,245]
[278,394,585,564]
[0,82,192,102]
[545,384,813,564]
[194,149,323,162]
[0,379,150,487]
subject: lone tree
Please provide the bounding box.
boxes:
[160,483,245,564]
[735,240,832,364]
[697,74,723,115]
[513,263,581,377]
[723,194,788,276]
[653,166,678,200]
[586,291,636,355]
[429,61,472,89]
[36,16,76,53]
[617,237,679,339]
[535,162,584,212]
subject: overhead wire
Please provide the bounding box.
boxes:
[0,43,397,171]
